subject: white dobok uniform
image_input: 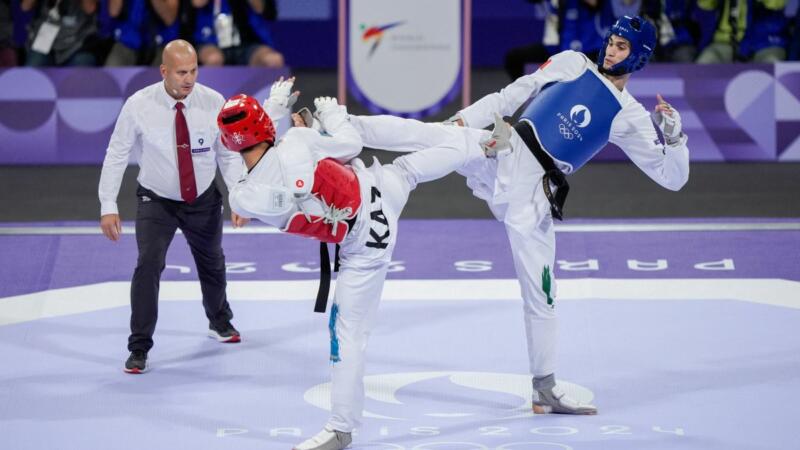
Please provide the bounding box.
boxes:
[229,111,488,432]
[350,49,690,381]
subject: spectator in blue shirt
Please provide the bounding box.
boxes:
[652,0,701,62]
[189,0,283,67]
[103,0,178,66]
[505,0,608,80]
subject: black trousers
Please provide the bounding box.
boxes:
[128,184,233,352]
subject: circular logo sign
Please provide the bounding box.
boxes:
[569,105,591,128]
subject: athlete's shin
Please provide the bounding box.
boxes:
[350,115,456,152]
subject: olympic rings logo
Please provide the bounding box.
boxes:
[558,123,574,140]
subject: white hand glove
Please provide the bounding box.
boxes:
[313,96,348,132]
[480,114,512,158]
[267,76,298,109]
[651,97,683,146]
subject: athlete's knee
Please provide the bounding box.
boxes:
[387,158,420,191]
[523,298,557,320]
[521,278,559,317]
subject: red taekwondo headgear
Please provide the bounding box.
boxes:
[217,94,276,152]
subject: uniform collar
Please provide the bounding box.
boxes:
[590,64,627,101]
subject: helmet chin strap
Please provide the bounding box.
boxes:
[597,63,630,77]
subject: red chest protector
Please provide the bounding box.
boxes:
[283,158,361,244]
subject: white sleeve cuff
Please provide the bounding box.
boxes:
[100,202,119,216]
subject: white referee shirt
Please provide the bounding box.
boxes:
[98,81,244,216]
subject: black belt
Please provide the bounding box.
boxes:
[512,121,570,221]
[313,215,358,313]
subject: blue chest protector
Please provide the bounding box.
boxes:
[520,69,622,172]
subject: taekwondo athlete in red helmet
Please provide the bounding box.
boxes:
[348,15,690,416]
[217,77,498,450]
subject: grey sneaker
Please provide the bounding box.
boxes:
[293,427,352,450]
[124,350,148,374]
[532,374,597,415]
[208,320,241,343]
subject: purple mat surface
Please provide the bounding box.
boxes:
[2,298,798,449]
[1,219,799,299]
[1,219,798,450]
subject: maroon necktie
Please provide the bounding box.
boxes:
[175,102,197,203]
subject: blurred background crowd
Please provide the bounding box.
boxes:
[504,0,800,78]
[0,0,284,68]
[0,0,798,74]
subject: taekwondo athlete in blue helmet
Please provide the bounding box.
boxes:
[349,15,690,415]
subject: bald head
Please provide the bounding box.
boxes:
[160,40,199,100]
[162,39,197,68]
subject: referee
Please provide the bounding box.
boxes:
[98,39,248,374]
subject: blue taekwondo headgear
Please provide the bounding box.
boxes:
[597,15,656,76]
